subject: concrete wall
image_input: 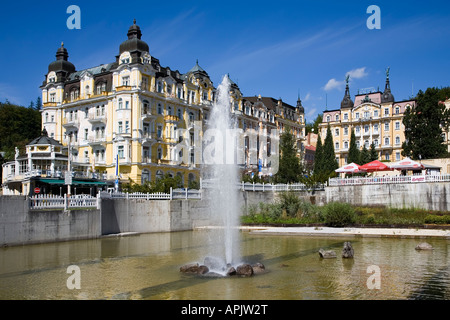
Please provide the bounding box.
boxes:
[0,196,101,246]
[1,181,450,246]
[325,182,450,211]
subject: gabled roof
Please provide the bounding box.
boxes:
[28,129,63,147]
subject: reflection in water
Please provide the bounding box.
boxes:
[0,230,449,300]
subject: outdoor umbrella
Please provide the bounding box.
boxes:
[360,160,392,172]
[389,157,424,170]
[335,162,366,173]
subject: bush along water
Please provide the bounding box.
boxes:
[242,195,450,227]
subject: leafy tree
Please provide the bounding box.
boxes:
[305,113,323,135]
[402,87,450,159]
[313,134,323,174]
[275,129,303,183]
[360,145,371,165]
[369,142,378,161]
[321,125,339,175]
[347,129,360,164]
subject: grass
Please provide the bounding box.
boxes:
[241,194,450,227]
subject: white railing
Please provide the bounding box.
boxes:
[29,194,100,210]
[100,187,202,200]
[329,174,450,186]
[201,179,324,192]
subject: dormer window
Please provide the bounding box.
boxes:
[157,81,163,93]
[122,76,130,86]
[121,58,130,64]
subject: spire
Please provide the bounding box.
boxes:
[381,67,395,103]
[296,93,304,113]
[340,75,354,109]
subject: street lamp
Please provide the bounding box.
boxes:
[65,132,73,197]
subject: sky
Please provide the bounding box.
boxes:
[0,0,449,123]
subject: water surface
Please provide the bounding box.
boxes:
[0,230,449,300]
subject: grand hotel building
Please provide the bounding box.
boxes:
[15,20,305,193]
[319,73,416,167]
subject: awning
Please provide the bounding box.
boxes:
[389,157,424,170]
[360,160,393,172]
[335,162,366,173]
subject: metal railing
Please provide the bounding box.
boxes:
[329,174,450,186]
[29,194,100,210]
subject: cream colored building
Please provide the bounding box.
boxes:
[25,20,305,191]
[319,74,415,167]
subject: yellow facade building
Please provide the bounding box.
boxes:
[34,20,305,190]
[319,73,416,167]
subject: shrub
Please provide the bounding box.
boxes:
[424,214,450,224]
[322,202,356,227]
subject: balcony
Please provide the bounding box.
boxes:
[88,113,107,124]
[43,102,58,108]
[115,85,132,92]
[164,115,179,123]
[141,132,157,144]
[62,117,80,128]
[141,110,156,121]
[88,136,107,146]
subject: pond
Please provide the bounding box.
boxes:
[0,230,449,300]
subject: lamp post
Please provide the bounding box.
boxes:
[65,132,72,197]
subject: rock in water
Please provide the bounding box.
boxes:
[226,267,236,276]
[252,263,266,274]
[180,263,200,273]
[197,265,209,274]
[415,242,433,250]
[318,248,337,259]
[236,264,254,277]
[342,242,354,258]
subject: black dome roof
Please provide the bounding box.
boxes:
[48,43,75,74]
[340,81,354,109]
[119,20,149,54]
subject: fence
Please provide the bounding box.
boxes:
[329,174,450,186]
[100,187,202,200]
[201,179,324,192]
[29,194,100,210]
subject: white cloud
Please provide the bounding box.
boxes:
[323,78,345,91]
[346,67,368,80]
[303,92,311,101]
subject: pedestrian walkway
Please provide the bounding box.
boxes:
[241,226,450,239]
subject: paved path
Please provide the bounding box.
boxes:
[241,226,450,239]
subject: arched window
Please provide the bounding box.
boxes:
[156,170,164,180]
[177,108,182,120]
[326,115,331,122]
[141,170,150,184]
[157,81,163,93]
[118,98,123,109]
[157,147,162,160]
[167,106,172,116]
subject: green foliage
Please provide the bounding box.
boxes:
[275,129,303,183]
[313,134,323,174]
[0,100,42,161]
[360,145,371,165]
[122,173,183,194]
[424,214,450,224]
[322,202,356,227]
[321,125,339,175]
[348,129,360,164]
[369,142,378,161]
[402,87,450,159]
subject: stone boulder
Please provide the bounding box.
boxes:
[236,264,254,277]
[319,248,337,259]
[252,262,266,274]
[180,263,200,274]
[197,265,209,274]
[415,242,433,250]
[226,266,236,276]
[342,242,354,258]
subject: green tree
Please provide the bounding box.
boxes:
[369,142,378,161]
[275,129,303,183]
[347,129,360,164]
[305,114,322,136]
[360,145,371,165]
[313,134,323,174]
[402,87,450,159]
[321,125,339,175]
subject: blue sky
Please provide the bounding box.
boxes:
[0,0,449,123]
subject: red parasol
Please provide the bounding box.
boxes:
[360,160,392,172]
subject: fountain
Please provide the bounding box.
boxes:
[180,75,264,277]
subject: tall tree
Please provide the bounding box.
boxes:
[313,134,323,174]
[402,87,450,159]
[347,129,360,164]
[369,142,378,161]
[322,125,339,175]
[275,129,303,183]
[360,145,371,165]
